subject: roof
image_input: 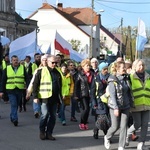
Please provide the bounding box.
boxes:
[60,7,99,25]
[101,25,120,44]
[15,12,25,22]
[28,3,99,26]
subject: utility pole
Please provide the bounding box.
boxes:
[128,26,133,62]
[120,18,123,57]
[89,0,94,58]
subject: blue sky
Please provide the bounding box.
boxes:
[16,0,150,29]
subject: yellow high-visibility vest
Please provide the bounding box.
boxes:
[60,72,71,96]
[32,63,38,74]
[6,65,25,89]
[2,60,6,70]
[38,67,52,98]
[130,74,150,106]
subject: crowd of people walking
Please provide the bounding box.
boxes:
[0,52,150,150]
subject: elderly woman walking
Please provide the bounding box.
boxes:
[91,62,110,139]
[74,59,94,130]
[104,61,133,150]
[126,59,150,150]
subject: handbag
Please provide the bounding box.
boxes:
[95,114,111,130]
[63,96,71,106]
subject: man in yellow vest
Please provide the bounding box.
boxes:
[0,55,27,126]
[32,55,62,140]
[2,53,10,70]
[32,53,41,118]
[1,53,10,103]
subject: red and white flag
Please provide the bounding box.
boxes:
[54,31,70,55]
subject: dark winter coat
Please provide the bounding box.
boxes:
[107,74,134,110]
[74,70,94,99]
[91,74,108,115]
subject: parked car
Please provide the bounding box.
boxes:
[106,55,117,65]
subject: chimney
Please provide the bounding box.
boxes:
[57,3,63,10]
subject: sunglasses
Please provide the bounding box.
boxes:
[49,60,57,64]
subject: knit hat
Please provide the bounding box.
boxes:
[98,62,108,71]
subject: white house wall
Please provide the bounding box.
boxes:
[100,29,118,55]
[30,9,90,56]
[79,25,100,57]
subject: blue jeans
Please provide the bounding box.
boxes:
[59,102,66,121]
[7,89,23,121]
[33,101,41,114]
[39,100,57,135]
[71,96,76,118]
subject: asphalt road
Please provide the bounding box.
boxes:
[0,99,150,150]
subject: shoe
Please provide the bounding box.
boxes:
[76,108,81,113]
[23,105,26,112]
[137,142,143,150]
[13,120,18,126]
[19,107,22,112]
[40,132,46,140]
[84,124,88,130]
[46,134,56,140]
[93,129,98,139]
[62,120,66,126]
[104,135,110,149]
[125,137,129,146]
[79,124,85,130]
[131,133,139,141]
[70,117,77,122]
[34,112,39,118]
[118,147,124,150]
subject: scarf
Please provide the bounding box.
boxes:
[136,72,145,82]
[84,71,92,83]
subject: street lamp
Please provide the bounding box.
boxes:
[89,0,94,58]
[89,0,104,58]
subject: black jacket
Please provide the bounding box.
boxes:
[0,64,28,93]
[32,66,62,103]
[74,70,94,99]
[107,74,133,110]
[91,75,108,115]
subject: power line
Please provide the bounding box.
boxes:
[95,1,120,20]
[97,0,150,4]
[96,1,150,14]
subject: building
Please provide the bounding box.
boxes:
[0,0,37,44]
[29,2,101,58]
[100,25,125,56]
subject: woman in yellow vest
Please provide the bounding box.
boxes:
[104,61,133,150]
[58,63,74,125]
[126,59,150,150]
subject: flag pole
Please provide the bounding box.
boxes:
[138,18,142,59]
[35,28,38,54]
[135,18,139,60]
